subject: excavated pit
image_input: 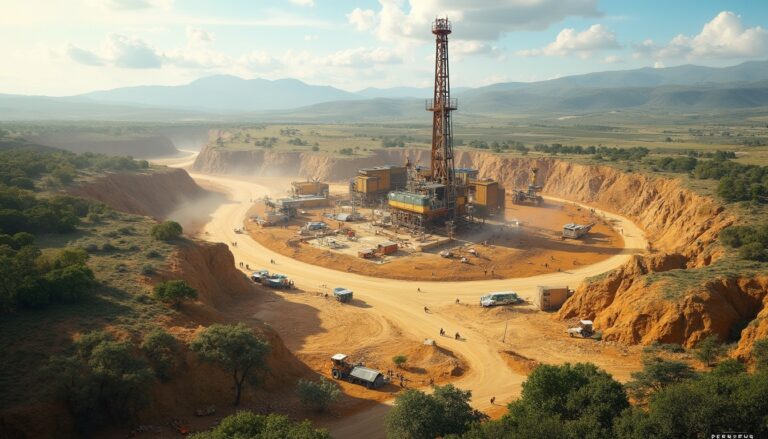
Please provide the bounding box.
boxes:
[193,145,767,352]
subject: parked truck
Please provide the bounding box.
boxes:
[567,320,594,338]
[333,287,353,303]
[330,353,389,389]
[480,291,523,307]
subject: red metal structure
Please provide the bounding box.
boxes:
[427,17,457,216]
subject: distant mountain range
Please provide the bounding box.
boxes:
[1,60,767,121]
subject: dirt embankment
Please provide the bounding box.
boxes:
[148,241,310,414]
[193,146,768,351]
[69,167,210,220]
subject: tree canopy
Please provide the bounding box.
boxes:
[385,384,485,439]
[190,323,270,405]
[189,411,330,439]
[153,279,197,308]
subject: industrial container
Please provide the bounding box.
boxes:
[471,179,499,207]
[377,241,398,255]
[356,176,380,194]
[388,191,432,214]
[292,181,329,196]
[533,286,570,311]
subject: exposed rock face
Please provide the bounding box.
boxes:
[69,167,208,220]
[149,240,308,413]
[192,145,768,352]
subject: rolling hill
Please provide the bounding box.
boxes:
[79,75,360,112]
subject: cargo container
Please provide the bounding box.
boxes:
[471,179,499,207]
[533,286,571,311]
[292,181,329,196]
[377,241,398,255]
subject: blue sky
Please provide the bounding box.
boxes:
[0,0,766,95]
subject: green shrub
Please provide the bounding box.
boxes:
[296,378,340,412]
[151,221,182,241]
[189,411,329,439]
[153,280,197,308]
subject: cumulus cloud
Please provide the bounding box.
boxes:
[517,24,620,57]
[353,0,600,43]
[66,34,162,69]
[347,8,376,31]
[451,40,501,58]
[65,44,104,66]
[603,55,621,64]
[289,0,314,6]
[186,26,214,45]
[323,47,402,67]
[102,34,162,68]
[636,11,768,61]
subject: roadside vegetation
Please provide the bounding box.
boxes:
[383,352,768,439]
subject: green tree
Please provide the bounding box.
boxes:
[190,323,270,405]
[141,328,179,380]
[151,220,182,241]
[625,356,696,403]
[47,331,153,432]
[502,363,629,438]
[694,335,725,367]
[189,411,330,439]
[392,354,407,369]
[385,389,443,439]
[432,384,486,436]
[386,385,484,439]
[296,377,341,412]
[153,279,197,308]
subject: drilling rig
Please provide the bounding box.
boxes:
[388,17,469,234]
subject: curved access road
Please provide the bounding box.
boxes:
[158,153,646,439]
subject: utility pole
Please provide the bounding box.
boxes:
[502,320,508,343]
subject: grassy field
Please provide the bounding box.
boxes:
[0,212,177,409]
[210,118,768,162]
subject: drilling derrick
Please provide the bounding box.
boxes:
[427,17,458,218]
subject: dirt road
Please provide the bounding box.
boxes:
[158,153,647,438]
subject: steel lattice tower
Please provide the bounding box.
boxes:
[428,17,457,216]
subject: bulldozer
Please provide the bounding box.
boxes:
[330,353,389,389]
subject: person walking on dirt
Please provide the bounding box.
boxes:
[439,328,445,336]
[424,306,429,313]
[490,396,496,405]
[455,298,460,304]
[454,332,460,340]
[417,287,421,292]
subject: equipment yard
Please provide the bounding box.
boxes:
[244,181,623,281]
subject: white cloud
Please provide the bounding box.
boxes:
[517,24,620,57]
[347,8,376,31]
[304,34,318,41]
[323,47,403,68]
[354,0,600,43]
[101,33,162,68]
[653,61,664,69]
[636,11,768,61]
[603,55,621,64]
[289,0,314,6]
[186,26,214,45]
[65,44,104,66]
